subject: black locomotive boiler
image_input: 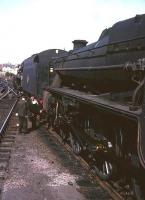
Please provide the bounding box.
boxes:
[48,14,145,199]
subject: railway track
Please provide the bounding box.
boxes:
[48,127,135,200]
[0,96,18,197]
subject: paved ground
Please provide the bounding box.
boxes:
[1,126,111,200]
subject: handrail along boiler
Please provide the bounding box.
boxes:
[48,14,145,199]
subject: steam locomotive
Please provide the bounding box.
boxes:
[20,14,145,199]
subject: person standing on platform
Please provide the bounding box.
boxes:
[38,98,44,123]
[47,94,56,129]
[17,96,28,134]
[28,96,40,130]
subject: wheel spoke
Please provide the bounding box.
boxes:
[132,178,144,200]
[69,133,82,155]
[105,161,109,175]
[93,159,114,180]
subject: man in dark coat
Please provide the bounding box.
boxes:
[17,96,28,133]
[47,94,56,129]
[28,96,40,130]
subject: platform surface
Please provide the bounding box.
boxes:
[1,127,111,200]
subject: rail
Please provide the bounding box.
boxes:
[0,99,18,135]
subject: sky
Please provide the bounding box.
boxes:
[0,0,145,64]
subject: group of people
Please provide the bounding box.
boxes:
[17,95,45,134]
[17,90,57,134]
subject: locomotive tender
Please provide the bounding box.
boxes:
[48,14,145,199]
[21,49,66,97]
[20,14,145,199]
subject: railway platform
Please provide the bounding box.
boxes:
[1,125,112,200]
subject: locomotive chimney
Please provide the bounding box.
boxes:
[72,40,88,50]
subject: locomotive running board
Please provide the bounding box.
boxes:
[49,87,141,119]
